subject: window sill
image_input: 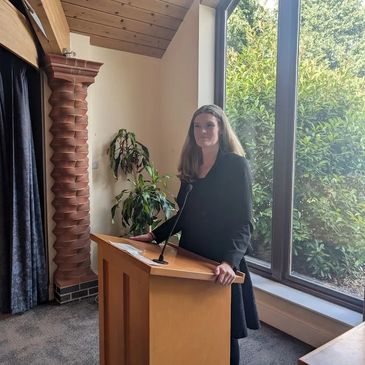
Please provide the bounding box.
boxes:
[250,273,363,347]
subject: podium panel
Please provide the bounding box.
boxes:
[99,244,150,364]
[150,276,230,364]
[92,233,244,365]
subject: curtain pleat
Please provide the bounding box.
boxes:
[0,69,11,313]
[0,47,48,314]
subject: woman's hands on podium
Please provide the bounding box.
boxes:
[130,234,235,285]
[215,262,236,286]
[129,232,155,242]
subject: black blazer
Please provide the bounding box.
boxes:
[153,151,260,338]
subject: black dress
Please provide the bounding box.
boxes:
[153,150,260,338]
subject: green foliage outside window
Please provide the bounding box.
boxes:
[226,0,365,293]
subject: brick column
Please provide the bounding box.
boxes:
[44,54,102,304]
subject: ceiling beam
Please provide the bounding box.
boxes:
[0,0,38,68]
[25,0,70,54]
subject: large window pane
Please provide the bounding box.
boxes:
[225,0,278,265]
[292,0,365,299]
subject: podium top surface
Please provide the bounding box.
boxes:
[91,233,244,284]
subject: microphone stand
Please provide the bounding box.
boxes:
[153,184,192,265]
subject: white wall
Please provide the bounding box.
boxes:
[84,36,162,271]
[44,2,216,285]
[159,0,200,192]
[159,2,216,192]
[198,5,216,106]
[44,33,163,284]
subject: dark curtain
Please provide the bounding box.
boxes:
[0,47,48,314]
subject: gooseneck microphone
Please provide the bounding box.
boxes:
[153,183,193,264]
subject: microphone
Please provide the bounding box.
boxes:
[153,183,193,264]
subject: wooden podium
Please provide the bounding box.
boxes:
[91,233,245,365]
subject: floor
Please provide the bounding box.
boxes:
[0,298,313,364]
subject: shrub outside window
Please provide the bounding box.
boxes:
[217,0,365,311]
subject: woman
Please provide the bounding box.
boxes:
[132,104,260,365]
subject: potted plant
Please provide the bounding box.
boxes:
[107,129,175,235]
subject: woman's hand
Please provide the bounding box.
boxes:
[214,262,235,286]
[129,232,155,242]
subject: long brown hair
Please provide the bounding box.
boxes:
[178,104,244,182]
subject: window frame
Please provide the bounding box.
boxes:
[215,0,363,312]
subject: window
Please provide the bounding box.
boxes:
[216,0,365,311]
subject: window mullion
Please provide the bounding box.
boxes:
[271,0,300,281]
[214,0,240,108]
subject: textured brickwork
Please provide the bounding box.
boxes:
[44,54,102,294]
[54,280,98,304]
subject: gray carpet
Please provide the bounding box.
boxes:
[0,299,98,364]
[0,298,313,364]
[241,327,313,365]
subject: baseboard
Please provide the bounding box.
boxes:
[251,273,363,347]
[255,287,354,347]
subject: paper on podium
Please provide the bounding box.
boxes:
[109,241,163,266]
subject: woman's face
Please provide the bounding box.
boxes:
[193,113,221,149]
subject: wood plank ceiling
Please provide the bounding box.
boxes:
[60,0,195,58]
